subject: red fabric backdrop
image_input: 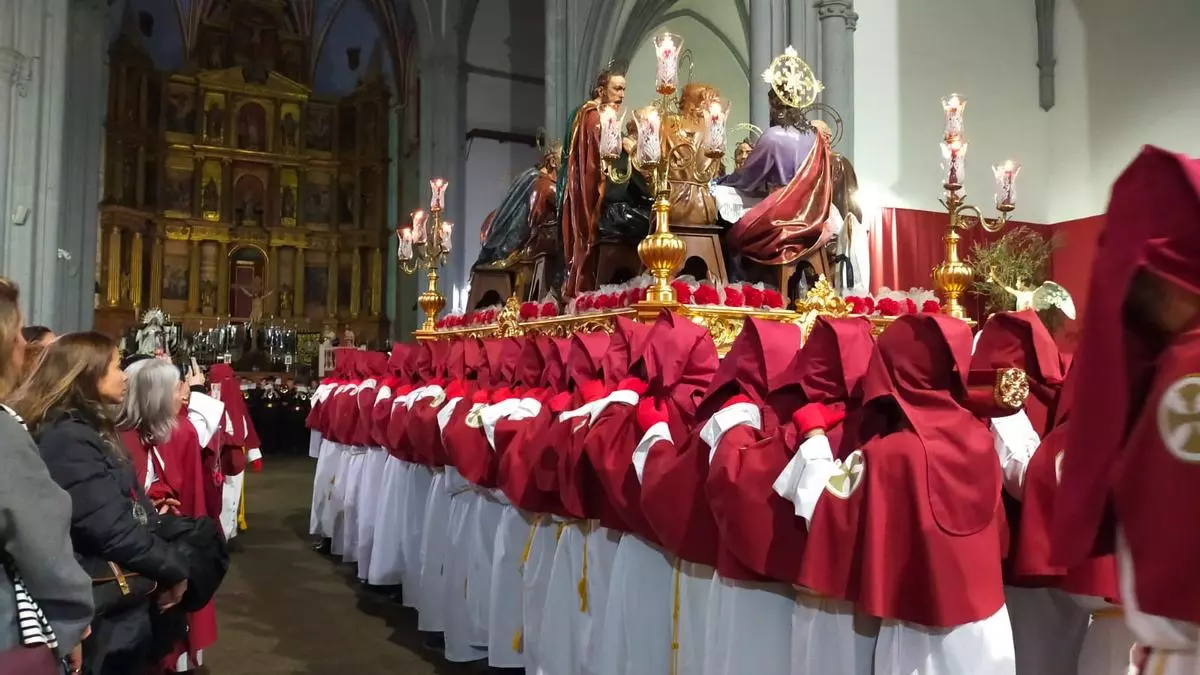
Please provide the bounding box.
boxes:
[867,208,1105,349]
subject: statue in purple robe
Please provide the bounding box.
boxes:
[717,91,816,197]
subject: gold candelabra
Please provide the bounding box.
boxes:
[600,36,726,305]
[932,183,1015,319]
[398,182,453,332]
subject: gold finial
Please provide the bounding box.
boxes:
[794,275,852,315]
[496,294,523,337]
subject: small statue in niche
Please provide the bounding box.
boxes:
[280,112,298,151]
[199,279,218,313]
[236,276,274,324]
[201,178,220,215]
[281,185,296,220]
[239,187,261,226]
[279,284,294,315]
[120,273,132,303]
[207,42,224,69]
[135,308,171,355]
[205,104,224,143]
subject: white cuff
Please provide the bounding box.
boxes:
[632,422,671,483]
[437,397,463,434]
[247,447,263,463]
[375,385,393,404]
[700,402,762,463]
[481,398,524,450]
[772,434,839,524]
[187,392,225,448]
[991,411,1040,499]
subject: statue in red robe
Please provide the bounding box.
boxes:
[557,68,627,297]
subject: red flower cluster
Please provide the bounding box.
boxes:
[540,301,559,318]
[670,280,693,304]
[723,286,744,307]
[693,284,720,305]
[519,302,539,320]
[876,298,903,317]
[435,314,467,329]
[921,300,942,314]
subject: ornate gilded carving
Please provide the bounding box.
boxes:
[995,367,1030,412]
[496,295,524,338]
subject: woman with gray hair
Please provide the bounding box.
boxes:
[115,357,225,672]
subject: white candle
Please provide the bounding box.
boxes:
[702,100,728,157]
[992,160,1021,208]
[941,93,966,144]
[598,105,622,159]
[941,139,967,186]
[411,209,428,245]
[654,33,683,95]
[635,107,662,166]
[439,220,453,254]
[429,178,448,211]
[398,228,413,261]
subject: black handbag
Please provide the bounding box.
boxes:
[78,558,157,617]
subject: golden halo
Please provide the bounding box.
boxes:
[761,46,823,109]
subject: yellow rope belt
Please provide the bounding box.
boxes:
[513,514,547,654]
[1092,607,1125,620]
[578,521,591,613]
[670,557,682,675]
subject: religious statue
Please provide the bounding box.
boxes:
[724,48,836,277]
[281,185,296,220]
[205,104,224,143]
[280,112,298,150]
[341,325,355,347]
[811,118,866,294]
[988,270,1077,321]
[556,66,629,297]
[474,142,562,268]
[202,178,220,215]
[663,83,724,225]
[240,189,261,226]
[236,276,274,324]
[733,139,753,172]
[279,284,294,315]
[135,308,171,355]
[199,279,218,314]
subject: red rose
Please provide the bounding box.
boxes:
[723,286,744,307]
[904,298,917,314]
[694,283,719,305]
[877,298,902,316]
[921,299,941,314]
[594,294,615,310]
[762,289,784,309]
[671,280,693,304]
[742,284,764,308]
[845,296,863,314]
[540,302,558,318]
[862,296,876,315]
[631,286,647,303]
[617,290,630,307]
[576,294,594,312]
[519,302,539,320]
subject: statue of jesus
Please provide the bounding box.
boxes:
[236,276,275,324]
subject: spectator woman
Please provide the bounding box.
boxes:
[0,280,93,675]
[10,332,190,675]
[115,358,222,672]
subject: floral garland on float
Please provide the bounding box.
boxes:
[843,287,943,317]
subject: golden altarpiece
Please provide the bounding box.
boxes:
[95,0,390,346]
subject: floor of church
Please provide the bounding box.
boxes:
[203,455,479,675]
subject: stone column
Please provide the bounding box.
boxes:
[816,0,858,160]
[544,0,568,142]
[749,0,774,130]
[418,46,467,311]
[293,246,305,316]
[790,0,820,73]
[216,241,229,316]
[105,225,122,307]
[56,0,108,331]
[369,246,382,316]
[187,239,200,313]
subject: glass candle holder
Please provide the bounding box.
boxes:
[654,32,683,96]
[430,178,448,211]
[397,228,413,261]
[702,98,729,157]
[411,208,428,245]
[941,93,967,145]
[635,106,662,166]
[941,139,968,187]
[598,105,623,160]
[992,160,1021,208]
[439,220,453,254]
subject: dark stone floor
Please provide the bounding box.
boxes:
[202,455,479,675]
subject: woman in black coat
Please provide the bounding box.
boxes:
[10,332,190,675]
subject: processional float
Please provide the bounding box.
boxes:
[397,33,1023,351]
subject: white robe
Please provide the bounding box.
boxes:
[487,498,528,668]
[417,469,450,632]
[1118,530,1197,675]
[366,454,407,586]
[442,468,487,662]
[521,516,560,673]
[354,446,388,580]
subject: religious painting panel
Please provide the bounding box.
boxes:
[142,153,158,209]
[229,245,268,320]
[162,239,190,303]
[163,159,194,218]
[360,102,379,152]
[120,146,139,206]
[279,168,299,226]
[233,170,267,227]
[199,242,220,315]
[337,172,356,228]
[304,251,329,318]
[200,160,223,222]
[304,170,332,226]
[306,104,333,153]
[235,99,270,151]
[165,84,196,136]
[338,105,357,155]
[278,102,301,154]
[202,92,226,145]
[337,252,352,312]
[146,77,161,130]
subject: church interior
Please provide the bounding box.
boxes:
[2,0,1200,671]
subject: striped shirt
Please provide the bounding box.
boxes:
[1,404,59,650]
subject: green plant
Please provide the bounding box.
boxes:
[968,226,1060,313]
